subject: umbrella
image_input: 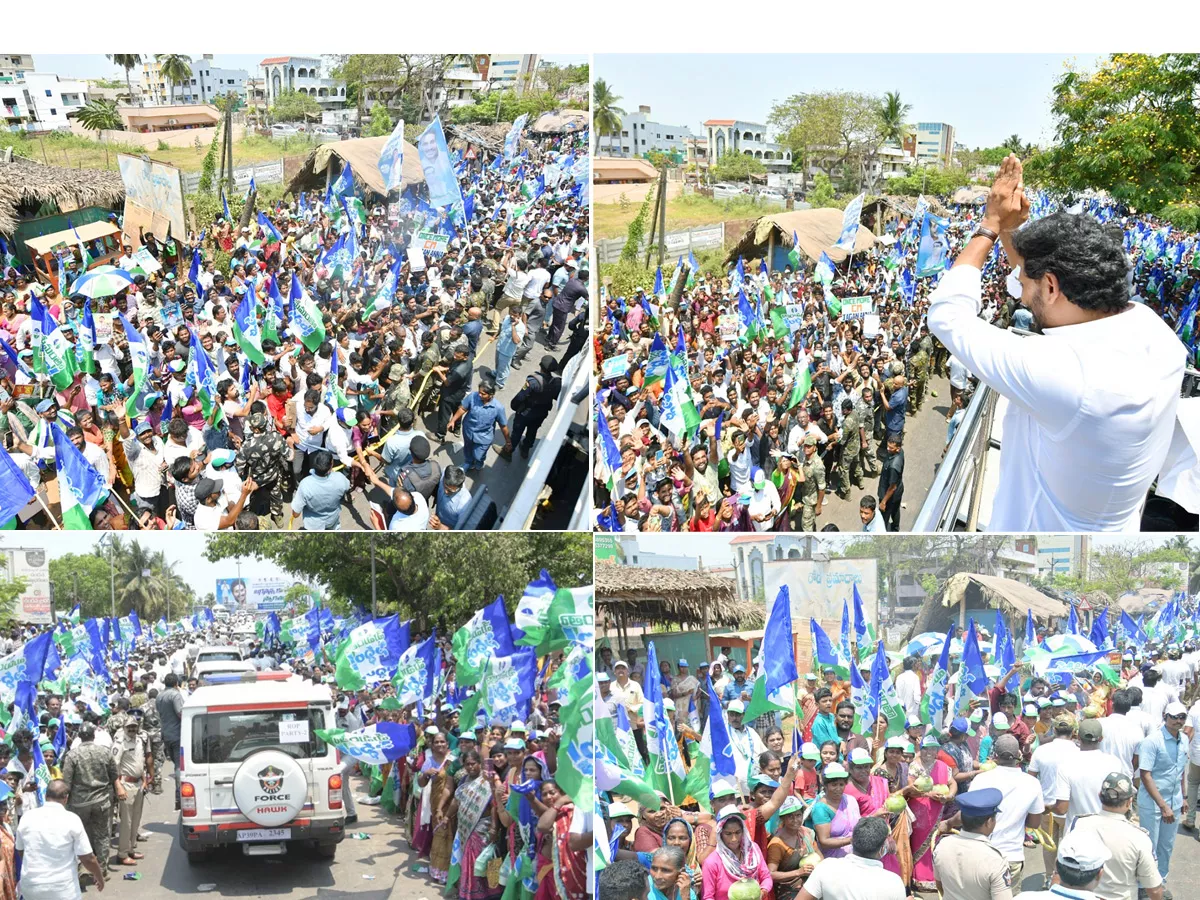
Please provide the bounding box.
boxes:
[69,265,135,299]
[904,633,944,657]
[1044,634,1097,655]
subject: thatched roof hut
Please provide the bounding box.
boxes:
[530,109,588,134]
[286,136,424,200]
[446,122,513,155]
[1115,588,1175,617]
[904,572,1068,641]
[0,156,125,235]
[595,558,759,630]
[725,207,879,267]
[952,186,990,206]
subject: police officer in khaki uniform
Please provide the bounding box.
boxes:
[796,433,826,532]
[1070,772,1165,900]
[112,716,154,866]
[933,787,1014,900]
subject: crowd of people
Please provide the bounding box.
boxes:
[0,118,589,532]
[595,610,1200,900]
[0,568,593,900]
[593,155,1199,534]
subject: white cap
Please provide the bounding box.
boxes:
[1057,829,1113,870]
[613,660,629,669]
[662,698,676,711]
[727,700,746,714]
[608,801,634,818]
[1165,700,1188,717]
[992,712,1010,731]
[597,672,611,683]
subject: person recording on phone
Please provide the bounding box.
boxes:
[926,154,1185,532]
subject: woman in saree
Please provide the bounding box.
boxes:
[0,786,16,900]
[413,729,453,881]
[534,778,587,900]
[647,846,696,900]
[700,808,772,900]
[764,796,820,900]
[846,746,914,884]
[448,750,501,900]
[906,733,957,893]
[807,763,858,858]
[770,450,801,531]
[496,755,549,900]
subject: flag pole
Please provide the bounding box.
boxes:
[35,493,62,530]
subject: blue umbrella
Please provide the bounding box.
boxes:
[69,265,135,299]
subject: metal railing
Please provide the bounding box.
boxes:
[912,379,998,532]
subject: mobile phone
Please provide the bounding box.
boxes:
[484,759,495,776]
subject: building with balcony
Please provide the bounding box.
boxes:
[20,73,88,131]
[259,56,346,112]
[141,56,247,106]
[704,119,792,173]
[915,122,955,166]
[0,89,33,132]
[609,106,692,160]
[0,54,35,82]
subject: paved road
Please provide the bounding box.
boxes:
[823,371,952,533]
[90,772,435,900]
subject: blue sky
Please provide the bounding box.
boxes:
[30,53,586,81]
[594,53,1104,149]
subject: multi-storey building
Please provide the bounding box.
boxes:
[704,119,792,173]
[610,106,692,159]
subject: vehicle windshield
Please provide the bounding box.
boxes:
[198,651,241,661]
[191,708,327,763]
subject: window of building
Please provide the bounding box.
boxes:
[45,89,52,97]
[49,108,56,115]
[621,130,628,137]
[665,134,673,140]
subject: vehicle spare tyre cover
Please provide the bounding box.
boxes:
[233,750,308,827]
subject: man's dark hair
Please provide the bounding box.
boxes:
[397,407,415,429]
[1057,861,1103,889]
[1111,689,1132,715]
[835,700,856,715]
[1142,669,1161,688]
[443,466,466,489]
[1126,686,1143,706]
[164,673,179,688]
[311,450,333,476]
[813,686,833,703]
[235,510,259,530]
[171,457,194,481]
[903,655,919,672]
[169,417,188,439]
[860,495,877,512]
[851,816,889,858]
[1009,212,1129,313]
[46,779,70,803]
[78,722,96,742]
[598,859,649,900]
[961,812,994,832]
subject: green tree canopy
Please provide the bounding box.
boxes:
[75,99,122,133]
[709,152,766,183]
[270,88,322,123]
[367,102,393,137]
[1030,53,1200,211]
[203,533,591,632]
[447,89,565,125]
[49,553,115,620]
[882,166,971,198]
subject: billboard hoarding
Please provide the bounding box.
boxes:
[215,577,293,613]
[6,548,52,624]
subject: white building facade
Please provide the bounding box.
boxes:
[259,56,346,112]
[19,72,88,132]
[612,106,693,158]
[915,121,955,166]
[705,119,792,173]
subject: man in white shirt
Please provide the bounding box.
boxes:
[1029,716,1081,878]
[967,735,1044,882]
[894,656,922,718]
[926,154,1184,531]
[798,814,905,900]
[726,700,767,796]
[15,779,106,900]
[1184,695,1200,831]
[1099,688,1145,778]
[1055,718,1126,831]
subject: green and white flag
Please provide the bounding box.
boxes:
[41,321,78,391]
[661,361,700,440]
[291,283,327,353]
[513,571,558,650]
[555,658,595,809]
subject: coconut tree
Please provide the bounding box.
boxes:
[155,54,193,105]
[879,91,912,147]
[106,54,142,106]
[114,539,169,620]
[76,99,122,134]
[1002,134,1023,154]
[592,78,624,156]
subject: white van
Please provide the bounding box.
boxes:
[178,676,346,863]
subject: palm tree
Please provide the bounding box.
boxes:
[155,54,193,105]
[106,54,142,106]
[1002,134,1023,154]
[879,91,912,147]
[114,539,170,620]
[76,99,122,134]
[592,78,624,157]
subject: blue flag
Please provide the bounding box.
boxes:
[852,584,867,646]
[1025,608,1036,647]
[1119,611,1147,644]
[221,190,232,223]
[705,674,737,778]
[1067,603,1079,636]
[839,600,853,664]
[763,586,798,694]
[959,619,989,708]
[810,618,842,671]
[392,632,438,707]
[451,595,516,687]
[23,631,57,684]
[257,211,283,243]
[1089,611,1109,649]
[0,447,35,527]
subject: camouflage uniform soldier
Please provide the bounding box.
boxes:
[908,342,930,414]
[140,688,165,794]
[414,332,443,415]
[236,412,293,529]
[797,434,826,532]
[838,398,865,496]
[62,722,118,876]
[379,363,413,430]
[855,387,881,477]
[931,331,950,378]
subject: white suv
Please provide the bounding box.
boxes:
[178,676,345,863]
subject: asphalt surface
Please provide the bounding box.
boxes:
[821,370,952,533]
[87,770,436,900]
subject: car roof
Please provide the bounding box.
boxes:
[183,678,333,710]
[196,645,242,653]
